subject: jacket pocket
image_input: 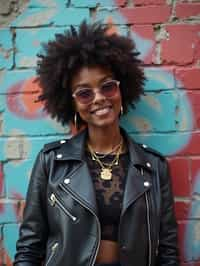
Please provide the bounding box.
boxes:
[49,192,78,222]
[46,242,59,266]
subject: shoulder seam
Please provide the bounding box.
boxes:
[138,143,165,160]
[43,140,67,153]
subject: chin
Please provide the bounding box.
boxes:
[90,117,119,128]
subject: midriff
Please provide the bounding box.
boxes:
[95,240,120,264]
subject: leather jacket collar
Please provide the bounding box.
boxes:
[53,128,154,172]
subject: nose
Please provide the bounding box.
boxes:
[93,89,106,103]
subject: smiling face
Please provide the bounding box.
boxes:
[71,66,122,131]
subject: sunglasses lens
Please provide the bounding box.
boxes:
[75,89,93,104]
[101,81,118,97]
[74,80,119,104]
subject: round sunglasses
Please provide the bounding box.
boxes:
[72,79,120,105]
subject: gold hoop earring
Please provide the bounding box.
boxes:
[74,112,78,129]
[120,105,123,116]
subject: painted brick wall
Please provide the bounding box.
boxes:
[0,0,200,265]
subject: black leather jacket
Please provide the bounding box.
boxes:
[14,129,179,266]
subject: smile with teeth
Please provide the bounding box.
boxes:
[92,106,111,116]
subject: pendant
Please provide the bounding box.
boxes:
[100,168,112,180]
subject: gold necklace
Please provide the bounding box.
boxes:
[88,140,123,180]
[92,138,123,159]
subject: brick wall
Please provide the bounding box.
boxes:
[0,0,200,265]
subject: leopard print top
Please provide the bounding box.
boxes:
[86,151,129,241]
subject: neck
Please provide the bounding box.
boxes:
[87,124,122,154]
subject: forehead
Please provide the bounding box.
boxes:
[71,66,113,89]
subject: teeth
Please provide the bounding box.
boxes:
[94,107,110,116]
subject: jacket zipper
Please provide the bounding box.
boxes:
[119,191,152,266]
[145,192,152,266]
[46,242,59,266]
[49,193,77,222]
[59,183,101,266]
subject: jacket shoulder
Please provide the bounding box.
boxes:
[138,143,165,161]
[42,139,68,153]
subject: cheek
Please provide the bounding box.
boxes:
[74,101,84,113]
[75,103,90,119]
[113,94,122,107]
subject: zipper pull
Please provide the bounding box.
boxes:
[50,193,56,206]
[52,242,58,252]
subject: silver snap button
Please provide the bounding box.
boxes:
[144,181,150,187]
[146,162,151,168]
[60,140,66,144]
[56,154,62,159]
[64,178,70,184]
[142,144,147,148]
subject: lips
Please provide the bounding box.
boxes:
[91,106,112,116]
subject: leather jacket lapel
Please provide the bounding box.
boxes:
[55,130,98,215]
[122,162,152,214]
[122,132,153,214]
[60,161,98,215]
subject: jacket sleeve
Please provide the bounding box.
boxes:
[156,158,179,266]
[14,150,49,266]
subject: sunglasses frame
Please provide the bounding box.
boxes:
[72,79,120,104]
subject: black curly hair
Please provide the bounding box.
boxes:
[36,20,145,126]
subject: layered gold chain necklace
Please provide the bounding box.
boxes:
[87,138,123,180]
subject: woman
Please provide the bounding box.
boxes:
[14,21,179,266]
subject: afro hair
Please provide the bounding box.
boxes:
[36,20,145,126]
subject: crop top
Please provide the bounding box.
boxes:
[86,151,129,241]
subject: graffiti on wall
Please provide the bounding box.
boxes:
[0,0,199,264]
